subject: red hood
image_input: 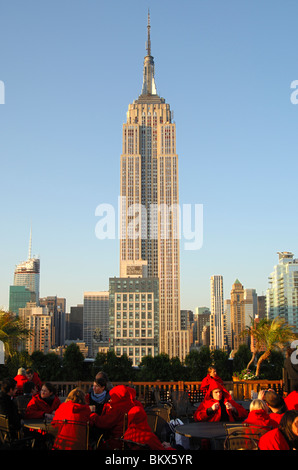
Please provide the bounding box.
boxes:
[108,385,131,406]
[204,378,232,401]
[127,405,151,431]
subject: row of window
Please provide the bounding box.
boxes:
[116,329,153,338]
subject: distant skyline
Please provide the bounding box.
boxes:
[1,1,298,313]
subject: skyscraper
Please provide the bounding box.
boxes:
[83,291,109,357]
[210,275,227,350]
[267,252,298,334]
[230,279,244,351]
[119,13,188,360]
[9,228,40,314]
[40,296,66,347]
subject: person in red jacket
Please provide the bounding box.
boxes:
[258,410,298,450]
[14,368,28,396]
[285,387,298,411]
[123,405,174,450]
[89,385,137,449]
[25,382,61,419]
[200,367,224,395]
[258,389,288,427]
[243,399,278,428]
[52,388,91,450]
[26,368,42,392]
[194,379,248,422]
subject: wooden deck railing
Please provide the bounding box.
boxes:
[50,379,284,404]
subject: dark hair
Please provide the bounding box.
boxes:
[279,410,298,447]
[94,377,107,388]
[264,390,287,413]
[42,382,57,395]
[1,378,17,394]
[26,368,34,375]
[23,381,36,394]
[95,371,109,381]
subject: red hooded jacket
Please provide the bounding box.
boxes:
[89,385,136,446]
[243,409,278,428]
[25,393,61,419]
[28,372,42,391]
[258,427,290,450]
[51,401,91,450]
[200,374,224,394]
[268,412,284,426]
[194,379,248,422]
[123,405,170,450]
[285,391,298,411]
[14,374,28,395]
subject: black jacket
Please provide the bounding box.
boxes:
[0,391,21,431]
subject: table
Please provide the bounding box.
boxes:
[175,422,240,450]
[23,419,58,436]
[23,419,58,449]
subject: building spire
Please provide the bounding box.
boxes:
[141,10,157,97]
[28,224,32,259]
[146,9,151,57]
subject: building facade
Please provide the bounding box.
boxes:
[83,292,109,358]
[109,276,159,366]
[19,302,53,354]
[266,252,298,333]
[230,279,245,351]
[228,280,258,351]
[210,275,227,350]
[40,296,66,347]
[119,14,188,360]
[9,285,36,315]
[67,304,84,341]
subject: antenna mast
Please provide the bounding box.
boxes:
[146,9,151,56]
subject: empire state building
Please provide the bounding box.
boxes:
[119,14,189,360]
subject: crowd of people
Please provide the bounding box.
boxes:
[193,365,298,450]
[0,363,298,451]
[0,369,174,450]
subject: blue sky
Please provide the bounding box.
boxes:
[1,0,298,313]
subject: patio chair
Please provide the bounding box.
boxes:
[170,390,194,421]
[224,423,272,450]
[0,414,36,450]
[52,419,90,450]
[145,405,171,440]
[95,412,129,450]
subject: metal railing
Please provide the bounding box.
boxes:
[50,379,284,404]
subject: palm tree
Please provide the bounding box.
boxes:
[242,316,297,377]
[0,310,32,360]
[241,317,268,371]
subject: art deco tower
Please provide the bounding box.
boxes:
[119,14,188,360]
